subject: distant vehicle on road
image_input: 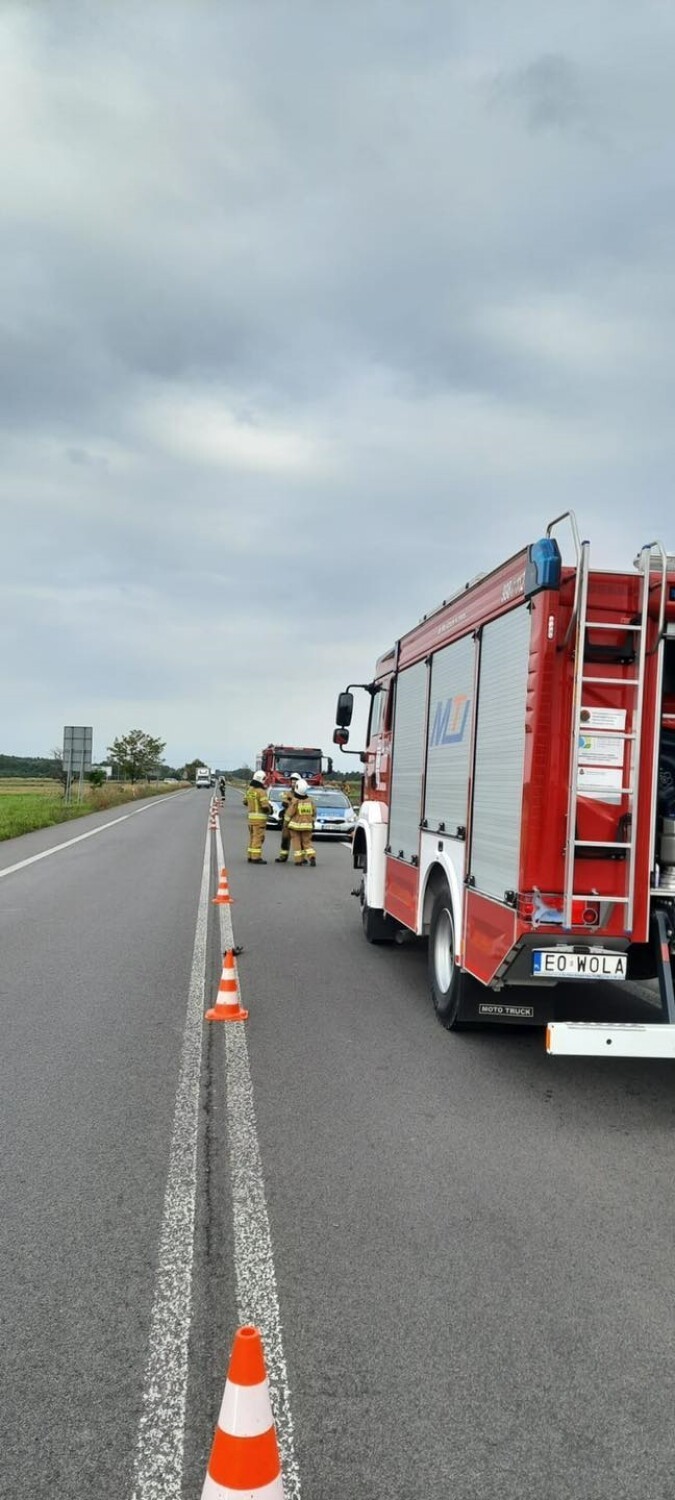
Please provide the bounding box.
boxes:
[257,744,333,786]
[265,787,286,828]
[195,767,212,789]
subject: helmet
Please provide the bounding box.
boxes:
[252,770,267,785]
[289,772,300,783]
[294,777,308,795]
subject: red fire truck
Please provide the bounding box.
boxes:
[334,512,675,1058]
[257,744,332,786]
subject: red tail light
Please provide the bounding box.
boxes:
[573,900,600,927]
[517,893,600,928]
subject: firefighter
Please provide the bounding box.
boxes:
[218,775,226,800]
[243,771,272,863]
[275,772,301,863]
[286,777,317,866]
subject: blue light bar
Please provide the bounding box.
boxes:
[524,538,562,597]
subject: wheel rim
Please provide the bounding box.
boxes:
[434,906,454,993]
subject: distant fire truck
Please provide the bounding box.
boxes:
[334,512,675,1058]
[257,744,332,786]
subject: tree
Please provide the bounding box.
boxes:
[227,765,254,782]
[107,729,166,782]
[50,747,67,787]
[88,767,107,788]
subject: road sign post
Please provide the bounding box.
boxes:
[63,726,93,804]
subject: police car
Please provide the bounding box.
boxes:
[308,789,356,838]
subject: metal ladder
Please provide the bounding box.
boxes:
[546,513,668,929]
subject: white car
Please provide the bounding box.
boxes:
[266,787,287,827]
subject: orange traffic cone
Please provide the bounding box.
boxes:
[205,950,248,1022]
[212,868,234,905]
[202,1326,284,1498]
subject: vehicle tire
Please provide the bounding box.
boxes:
[428,887,470,1030]
[359,872,394,944]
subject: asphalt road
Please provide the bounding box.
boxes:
[2,789,675,1499]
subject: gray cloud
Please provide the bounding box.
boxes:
[3,0,675,766]
[491,54,585,134]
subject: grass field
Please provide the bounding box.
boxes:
[0,781,188,841]
[0,779,64,797]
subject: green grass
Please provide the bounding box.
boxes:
[0,782,188,841]
[0,795,87,839]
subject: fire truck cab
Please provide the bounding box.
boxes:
[335,512,675,1058]
[257,745,332,786]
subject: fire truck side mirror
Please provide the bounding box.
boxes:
[336,691,354,728]
[333,728,350,747]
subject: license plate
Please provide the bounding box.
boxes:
[321,821,343,829]
[533,950,627,979]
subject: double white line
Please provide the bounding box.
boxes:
[132,821,301,1498]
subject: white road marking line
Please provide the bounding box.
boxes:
[215,825,302,1500]
[131,823,211,1500]
[0,798,174,881]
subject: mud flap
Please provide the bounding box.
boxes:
[461,988,554,1026]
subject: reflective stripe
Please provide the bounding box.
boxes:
[202,1472,284,1499]
[248,814,268,824]
[218,1378,274,1438]
[245,789,271,817]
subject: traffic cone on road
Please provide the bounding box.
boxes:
[201,1325,284,1498]
[212,867,234,905]
[205,950,248,1022]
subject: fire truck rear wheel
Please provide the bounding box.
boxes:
[428,888,469,1030]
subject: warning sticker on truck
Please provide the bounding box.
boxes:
[577,707,626,799]
[578,765,623,798]
[579,707,626,734]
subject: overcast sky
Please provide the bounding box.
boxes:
[3,0,675,769]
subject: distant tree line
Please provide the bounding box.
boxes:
[1,748,356,786]
[0,755,60,778]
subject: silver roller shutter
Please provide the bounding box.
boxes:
[471,605,531,901]
[388,660,428,861]
[424,633,475,835]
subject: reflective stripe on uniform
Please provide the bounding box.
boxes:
[245,787,271,817]
[288,799,314,831]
